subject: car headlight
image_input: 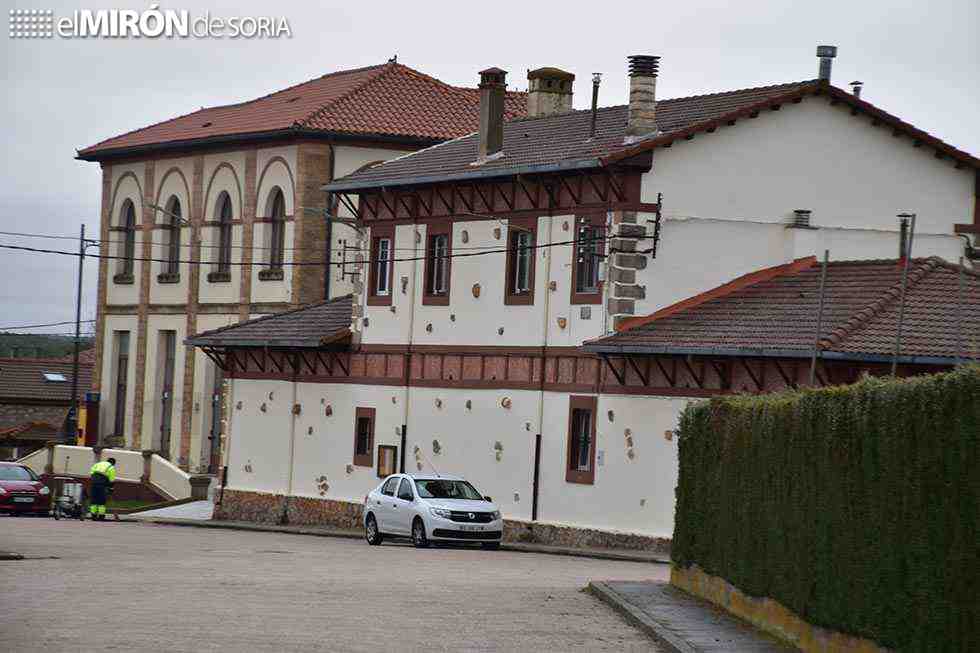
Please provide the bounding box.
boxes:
[429,507,453,519]
[490,510,501,520]
[38,486,51,496]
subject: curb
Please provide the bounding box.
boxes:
[588,581,696,653]
[122,517,668,564]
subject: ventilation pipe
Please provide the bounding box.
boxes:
[590,73,602,138]
[850,80,864,98]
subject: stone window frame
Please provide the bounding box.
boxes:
[504,217,537,306]
[422,221,452,306]
[565,395,597,485]
[367,222,395,307]
[353,407,375,467]
[570,213,605,305]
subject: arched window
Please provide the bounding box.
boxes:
[216,192,232,275]
[267,187,285,270]
[164,196,182,276]
[118,200,136,277]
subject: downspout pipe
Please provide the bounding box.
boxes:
[324,146,336,300]
[281,359,299,524]
[401,217,420,472]
[532,204,555,522]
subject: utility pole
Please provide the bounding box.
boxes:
[67,224,85,444]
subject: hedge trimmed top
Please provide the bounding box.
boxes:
[587,257,979,365]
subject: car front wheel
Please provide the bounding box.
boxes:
[481,542,500,551]
[412,518,429,548]
[365,514,383,546]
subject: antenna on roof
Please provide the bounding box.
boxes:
[388,54,397,63]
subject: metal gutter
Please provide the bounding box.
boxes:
[322,157,604,192]
[183,338,347,349]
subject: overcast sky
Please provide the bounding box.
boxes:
[1,0,976,333]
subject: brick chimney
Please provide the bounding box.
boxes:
[478,67,507,159]
[625,55,660,139]
[526,67,575,117]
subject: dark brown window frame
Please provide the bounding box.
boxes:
[377,444,398,478]
[353,407,376,467]
[422,221,452,306]
[367,222,395,307]
[565,395,597,485]
[570,213,605,305]
[504,217,537,306]
[163,196,182,277]
[215,191,233,275]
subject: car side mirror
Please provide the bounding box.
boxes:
[484,495,492,502]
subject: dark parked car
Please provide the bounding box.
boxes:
[0,461,50,515]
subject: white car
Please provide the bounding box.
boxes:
[363,473,503,549]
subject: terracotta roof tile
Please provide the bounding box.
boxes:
[78,63,527,159]
[587,257,980,362]
[187,295,352,348]
[0,356,94,402]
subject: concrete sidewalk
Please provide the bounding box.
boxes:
[589,580,794,652]
[121,515,669,564]
[129,500,213,520]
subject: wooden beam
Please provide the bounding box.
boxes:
[601,355,627,386]
[625,355,649,386]
[652,356,676,386]
[738,358,764,392]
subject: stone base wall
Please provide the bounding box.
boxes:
[216,488,671,554]
[671,564,889,653]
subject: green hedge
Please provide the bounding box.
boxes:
[672,366,979,652]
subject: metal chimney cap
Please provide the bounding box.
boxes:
[816,45,838,58]
[628,55,661,77]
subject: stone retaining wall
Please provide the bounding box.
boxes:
[216,488,670,554]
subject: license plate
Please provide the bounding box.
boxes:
[13,497,34,503]
[460,524,483,532]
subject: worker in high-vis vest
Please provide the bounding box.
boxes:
[89,458,116,520]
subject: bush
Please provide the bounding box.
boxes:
[672,366,979,652]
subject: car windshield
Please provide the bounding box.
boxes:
[414,479,484,501]
[0,465,37,481]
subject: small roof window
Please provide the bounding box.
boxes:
[42,372,68,382]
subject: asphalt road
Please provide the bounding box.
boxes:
[1,517,667,652]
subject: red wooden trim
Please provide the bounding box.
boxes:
[565,395,597,485]
[503,217,537,306]
[366,222,395,307]
[422,221,452,306]
[353,406,375,467]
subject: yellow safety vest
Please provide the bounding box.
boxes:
[90,461,116,482]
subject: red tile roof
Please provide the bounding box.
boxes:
[78,63,527,160]
[187,295,352,348]
[587,257,980,364]
[0,356,94,402]
[328,80,979,191]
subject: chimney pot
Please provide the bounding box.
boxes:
[626,55,661,140]
[849,80,863,98]
[527,67,575,117]
[816,45,838,82]
[478,67,507,159]
[792,209,813,228]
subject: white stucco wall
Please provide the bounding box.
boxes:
[223,378,686,537]
[199,152,246,305]
[360,214,608,348]
[98,314,138,446]
[106,164,145,307]
[634,96,972,315]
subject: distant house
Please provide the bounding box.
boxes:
[0,351,94,460]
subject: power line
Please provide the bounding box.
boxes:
[0,319,95,330]
[0,230,634,269]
